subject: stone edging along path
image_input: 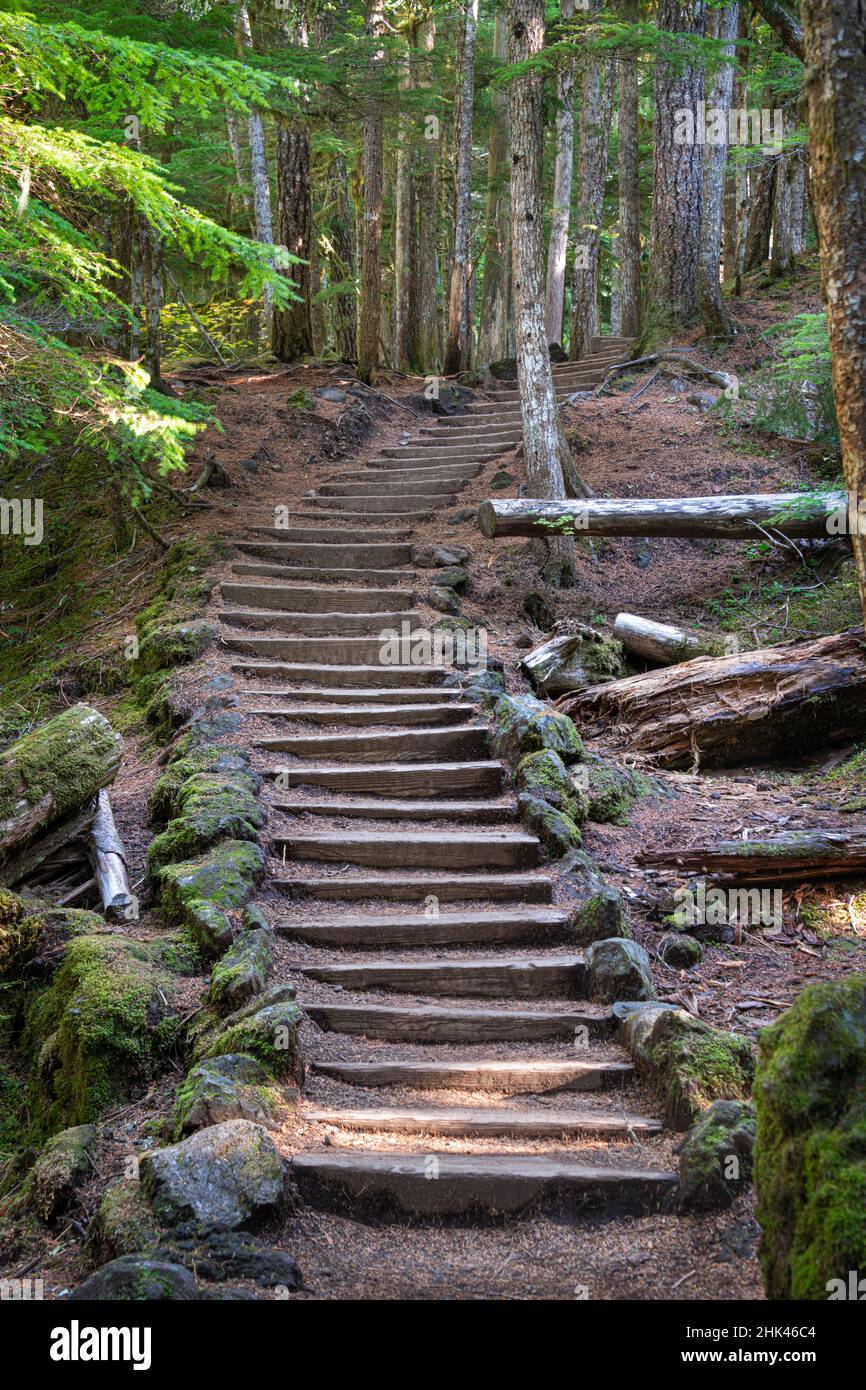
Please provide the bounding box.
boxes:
[121,344,756,1288]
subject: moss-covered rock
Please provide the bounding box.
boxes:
[87,1178,162,1263]
[517,750,589,822]
[569,887,633,945]
[192,986,304,1086]
[71,1255,199,1301]
[584,754,651,825]
[138,621,216,677]
[586,937,655,1003]
[517,794,582,857]
[754,975,866,1300]
[208,928,273,1011]
[150,746,255,825]
[22,934,181,1128]
[428,585,460,615]
[147,773,264,874]
[631,1007,755,1131]
[155,841,265,958]
[678,1100,756,1213]
[174,1054,286,1137]
[140,1119,286,1233]
[658,931,703,969]
[491,693,583,768]
[29,1123,96,1222]
[436,566,470,593]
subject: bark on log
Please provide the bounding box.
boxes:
[88,789,137,921]
[477,491,847,540]
[0,705,123,863]
[556,627,866,769]
[640,830,866,884]
[613,613,717,665]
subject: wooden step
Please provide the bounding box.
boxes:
[225,635,462,664]
[233,542,412,567]
[319,478,471,498]
[300,1001,612,1042]
[219,609,421,636]
[300,952,582,996]
[381,444,502,461]
[231,563,415,586]
[278,829,540,871]
[234,663,455,688]
[292,1151,676,1216]
[221,582,415,613]
[243,527,411,544]
[277,905,565,946]
[273,508,434,524]
[272,798,513,828]
[244,686,464,703]
[311,1057,633,1093]
[306,496,445,515]
[336,465,479,483]
[255,702,475,727]
[305,1105,662,1139]
[275,870,551,902]
[257,725,489,761]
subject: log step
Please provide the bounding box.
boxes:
[234,663,455,688]
[243,686,464,703]
[300,1001,611,1042]
[233,542,412,567]
[381,444,503,461]
[272,798,514,827]
[230,564,415,586]
[291,1151,676,1217]
[277,905,563,946]
[319,478,471,498]
[306,497,446,515]
[219,609,421,636]
[242,527,412,545]
[225,636,470,664]
[311,1057,633,1093]
[253,702,476,726]
[275,871,552,902]
[221,582,415,613]
[305,1105,662,1139]
[300,951,582,996]
[277,829,540,870]
[257,725,489,761]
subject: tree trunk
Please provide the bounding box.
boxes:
[508,0,576,584]
[544,0,576,347]
[770,112,798,277]
[140,220,163,389]
[802,0,866,628]
[226,107,255,235]
[0,705,123,862]
[557,627,866,769]
[742,156,776,270]
[569,5,614,360]
[477,490,847,539]
[646,0,706,332]
[236,3,274,333]
[697,3,738,338]
[478,11,511,366]
[394,46,414,372]
[408,15,439,373]
[329,156,357,363]
[272,122,314,360]
[357,0,386,384]
[443,0,479,375]
[616,1,642,338]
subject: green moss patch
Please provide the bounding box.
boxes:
[155,840,265,958]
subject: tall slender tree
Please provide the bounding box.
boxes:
[409,12,440,372]
[443,0,479,375]
[616,0,642,338]
[357,0,386,383]
[569,1,614,360]
[544,0,576,346]
[477,10,511,365]
[236,2,275,332]
[801,0,866,626]
[697,3,738,338]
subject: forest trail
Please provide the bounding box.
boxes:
[214,340,681,1223]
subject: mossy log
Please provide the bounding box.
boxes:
[0,705,123,863]
[641,830,866,884]
[556,628,866,768]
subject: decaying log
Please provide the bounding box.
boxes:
[1,803,96,887]
[0,704,123,864]
[556,627,866,768]
[640,830,866,884]
[520,625,624,696]
[613,613,718,665]
[476,491,847,540]
[88,790,137,921]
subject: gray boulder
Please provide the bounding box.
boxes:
[678,1100,756,1212]
[174,1054,285,1136]
[586,937,655,1002]
[140,1120,285,1232]
[70,1256,198,1301]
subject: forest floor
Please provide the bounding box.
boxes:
[4,268,866,1300]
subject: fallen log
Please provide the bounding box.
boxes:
[556,627,866,769]
[88,789,137,921]
[476,491,847,540]
[613,613,719,665]
[640,830,866,884]
[0,705,123,864]
[520,625,624,696]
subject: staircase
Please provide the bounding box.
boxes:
[219,336,677,1222]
